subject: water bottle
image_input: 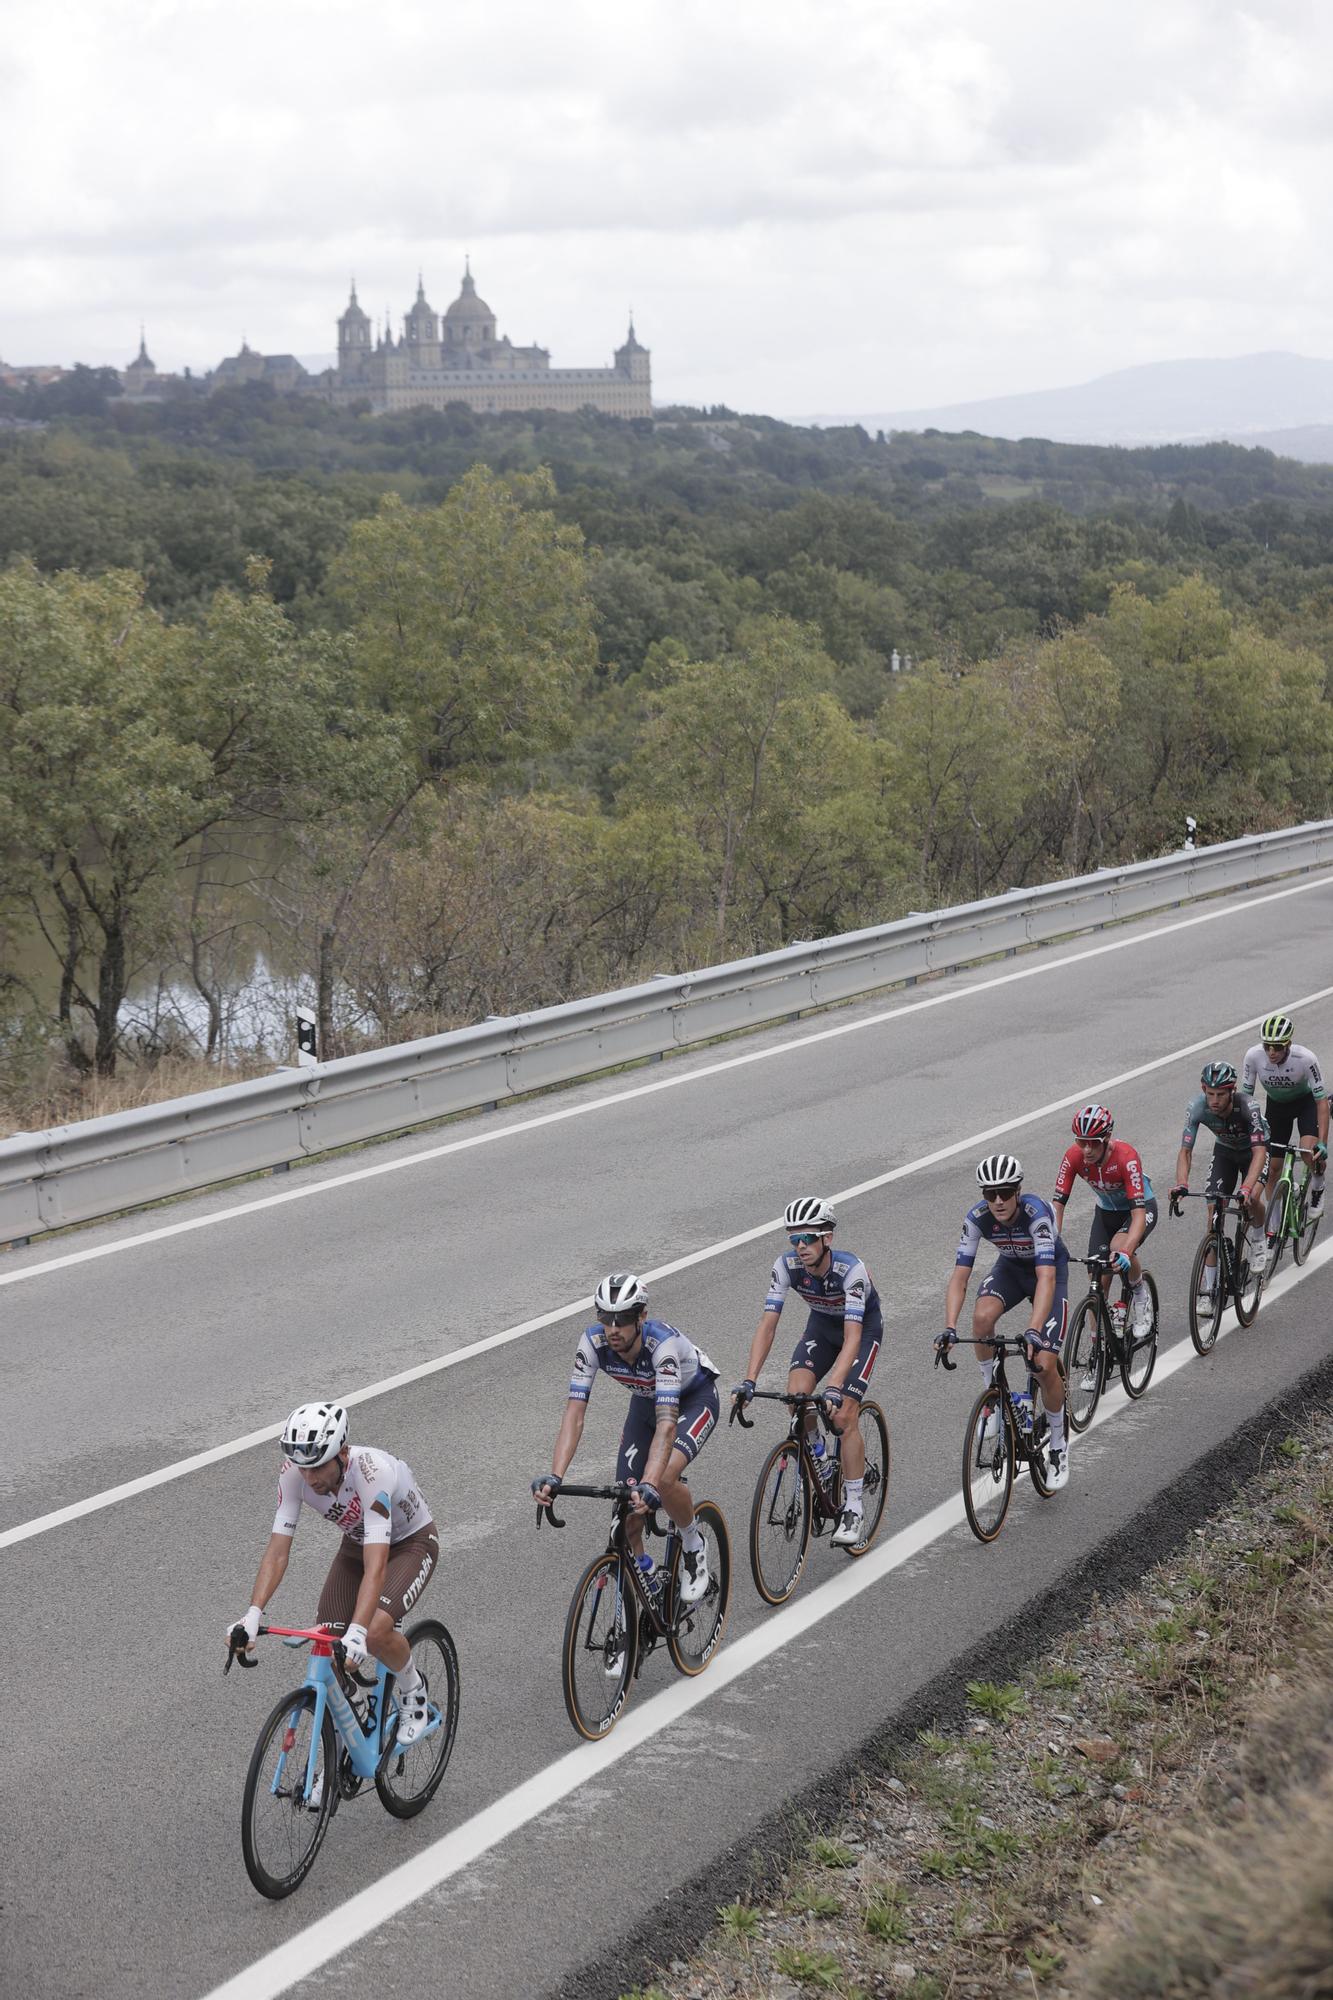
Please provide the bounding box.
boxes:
[1110,1299,1127,1341]
[1011,1386,1034,1434]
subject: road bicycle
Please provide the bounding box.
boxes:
[225,1618,459,1899]
[935,1334,1056,1543]
[536,1482,731,1741]
[729,1389,890,1605]
[1063,1251,1159,1433]
[1261,1140,1322,1281]
[1169,1188,1265,1353]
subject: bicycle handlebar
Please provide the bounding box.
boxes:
[224,1622,344,1677]
[1168,1189,1250,1219]
[729,1387,839,1429]
[534,1482,666,1535]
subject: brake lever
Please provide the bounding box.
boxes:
[934,1347,957,1372]
[729,1400,754,1428]
[536,1499,566,1530]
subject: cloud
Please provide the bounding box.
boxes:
[1,0,1331,410]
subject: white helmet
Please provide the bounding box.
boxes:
[784,1196,836,1231]
[281,1401,348,1468]
[594,1272,648,1319]
[976,1154,1023,1193]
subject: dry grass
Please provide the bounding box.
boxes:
[626,1417,1333,2000]
[0,1049,276,1139]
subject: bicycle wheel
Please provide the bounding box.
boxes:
[1120,1271,1159,1399]
[562,1551,638,1740]
[1234,1219,1264,1325]
[1188,1234,1223,1354]
[667,1500,731,1676]
[962,1386,1013,1543]
[1063,1295,1104,1433]
[1294,1177,1322,1265]
[748,1439,813,1605]
[376,1620,460,1820]
[241,1687,337,1900]
[1264,1183,1289,1283]
[842,1399,890,1558]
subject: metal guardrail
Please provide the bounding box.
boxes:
[3,820,1332,1247]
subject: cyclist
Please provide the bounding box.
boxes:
[226,1402,438,1746]
[733,1196,883,1548]
[1051,1104,1157,1341]
[532,1273,720,1606]
[935,1154,1072,1492]
[1241,1013,1328,1218]
[1172,1060,1270,1290]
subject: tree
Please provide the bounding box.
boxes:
[0,559,363,1075]
[308,465,598,1049]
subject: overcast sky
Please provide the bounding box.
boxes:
[2,0,1329,417]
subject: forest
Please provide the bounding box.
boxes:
[2,377,1331,1127]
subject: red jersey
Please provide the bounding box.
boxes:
[1052,1139,1152,1213]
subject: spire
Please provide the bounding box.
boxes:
[137,323,152,366]
[416,270,426,303]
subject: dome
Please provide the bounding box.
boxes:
[444,267,494,322]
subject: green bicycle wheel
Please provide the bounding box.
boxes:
[1263,1182,1289,1283]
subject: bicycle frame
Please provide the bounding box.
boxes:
[537,1485,679,1642]
[937,1335,1050,1464]
[226,1624,440,1804]
[730,1388,841,1515]
[1169,1189,1247,1291]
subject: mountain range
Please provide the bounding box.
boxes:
[802,352,1333,460]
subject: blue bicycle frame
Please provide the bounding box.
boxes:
[260,1626,442,1802]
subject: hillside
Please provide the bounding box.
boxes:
[807,350,1333,449]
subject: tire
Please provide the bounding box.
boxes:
[1294,1180,1322,1265]
[748,1439,813,1605]
[1234,1217,1264,1326]
[562,1551,638,1740]
[1064,1295,1104,1433]
[667,1500,731,1676]
[241,1686,338,1900]
[1027,1397,1053,1499]
[1264,1183,1289,1284]
[1120,1270,1159,1399]
[841,1399,890,1559]
[1188,1233,1223,1354]
[962,1385,1013,1543]
[376,1620,459,1820]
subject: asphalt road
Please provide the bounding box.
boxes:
[4,868,1333,2000]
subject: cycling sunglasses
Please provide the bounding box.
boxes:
[600,1309,642,1328]
[1263,1040,1291,1053]
[788,1231,826,1246]
[983,1186,1021,1202]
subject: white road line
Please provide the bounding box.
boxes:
[201,1236,1333,2000]
[5,978,1333,1553]
[4,869,1331,1294]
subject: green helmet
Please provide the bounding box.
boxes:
[1260,1013,1294,1047]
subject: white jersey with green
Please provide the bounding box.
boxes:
[1241,1043,1325,1104]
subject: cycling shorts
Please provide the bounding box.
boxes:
[977,1256,1069,1352]
[1266,1094,1319,1149]
[615,1376,720,1483]
[1088,1197,1158,1260]
[316,1523,439,1632]
[787,1308,883,1403]
[1205,1145,1269,1203]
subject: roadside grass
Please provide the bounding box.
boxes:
[619,1408,1333,2000]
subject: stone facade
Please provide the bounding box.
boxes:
[328,265,651,418]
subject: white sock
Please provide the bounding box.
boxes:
[1132,1278,1148,1299]
[843,1478,864,1507]
[396,1660,422,1697]
[682,1524,705,1555]
[979,1358,996,1387]
[1048,1407,1066,1451]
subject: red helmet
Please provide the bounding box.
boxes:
[1072,1103,1114,1141]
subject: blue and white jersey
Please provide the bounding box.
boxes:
[764,1248,880,1326]
[955,1194,1068,1271]
[568,1317,719,1414]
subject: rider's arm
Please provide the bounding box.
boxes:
[641,1411,681,1493]
[944,1262,972,1329]
[1118,1148,1149,1255]
[1241,1044,1259,1097]
[1029,1263,1056,1330]
[1174,1141,1194,1190]
[1050,1147,1079,1234]
[743,1258,790,1379]
[548,1398,588,1484]
[247,1530,293,1614]
[1242,1098,1269,1194]
[743,1308,782,1382]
